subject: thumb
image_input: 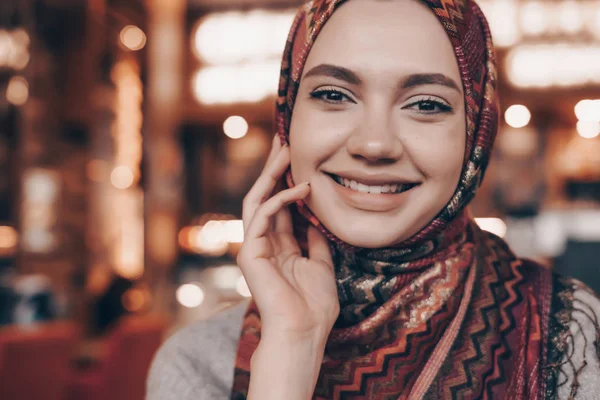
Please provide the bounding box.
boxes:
[307,225,333,269]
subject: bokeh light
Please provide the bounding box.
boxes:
[6,76,29,106]
[192,10,295,64]
[24,169,59,203]
[519,2,548,35]
[475,218,508,238]
[557,1,583,34]
[477,0,520,48]
[593,8,600,39]
[504,105,531,128]
[120,25,147,51]
[122,288,149,312]
[223,116,249,139]
[224,220,244,243]
[110,165,134,189]
[576,121,600,139]
[192,62,280,105]
[575,99,600,122]
[0,29,30,70]
[188,222,229,256]
[176,283,205,308]
[0,226,18,250]
[507,44,600,88]
[211,265,242,290]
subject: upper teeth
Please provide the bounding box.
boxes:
[334,175,407,194]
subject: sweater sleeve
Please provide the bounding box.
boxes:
[146,300,249,400]
[556,282,600,400]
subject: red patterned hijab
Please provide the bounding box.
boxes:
[232,0,559,398]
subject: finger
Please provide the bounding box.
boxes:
[245,183,310,241]
[242,146,290,231]
[273,201,293,233]
[307,225,333,269]
[264,134,283,168]
[266,138,289,224]
[237,255,289,304]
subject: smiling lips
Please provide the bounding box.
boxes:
[326,172,419,212]
[328,173,419,195]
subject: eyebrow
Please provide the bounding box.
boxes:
[303,63,461,93]
[401,73,462,93]
[303,64,362,85]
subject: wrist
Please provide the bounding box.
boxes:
[251,333,326,370]
[247,335,326,400]
[261,327,329,349]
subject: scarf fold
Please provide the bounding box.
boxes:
[230,0,599,398]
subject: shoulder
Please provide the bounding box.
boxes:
[492,249,600,399]
[550,274,600,331]
[547,275,600,400]
[146,300,249,400]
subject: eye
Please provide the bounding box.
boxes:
[310,86,355,104]
[403,96,453,114]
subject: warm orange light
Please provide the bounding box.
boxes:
[192,10,295,64]
[557,1,584,34]
[188,222,229,256]
[507,44,600,88]
[192,62,279,105]
[178,226,192,249]
[0,226,18,249]
[223,116,248,139]
[519,2,548,35]
[224,220,244,243]
[576,121,600,139]
[86,160,107,183]
[111,59,142,183]
[122,288,148,312]
[504,105,531,128]
[120,25,147,51]
[176,283,205,308]
[575,99,600,122]
[110,165,134,189]
[0,29,30,70]
[475,218,507,238]
[6,76,28,106]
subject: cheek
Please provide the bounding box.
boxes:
[289,105,321,183]
[289,102,350,181]
[409,117,466,182]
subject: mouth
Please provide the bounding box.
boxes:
[326,173,419,195]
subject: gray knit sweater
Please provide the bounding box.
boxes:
[147,289,600,400]
[147,301,249,400]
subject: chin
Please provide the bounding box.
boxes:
[333,223,413,249]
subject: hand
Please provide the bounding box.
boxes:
[237,135,339,342]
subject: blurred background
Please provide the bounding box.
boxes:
[0,0,599,399]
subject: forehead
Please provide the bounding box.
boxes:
[302,0,460,80]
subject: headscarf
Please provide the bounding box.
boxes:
[231,0,594,398]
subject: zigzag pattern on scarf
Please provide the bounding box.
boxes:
[429,233,529,399]
[316,304,455,398]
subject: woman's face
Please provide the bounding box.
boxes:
[289,0,466,248]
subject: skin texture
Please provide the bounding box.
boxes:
[289,0,467,248]
[237,1,468,399]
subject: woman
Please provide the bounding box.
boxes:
[148,0,600,398]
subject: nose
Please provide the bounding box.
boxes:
[345,108,404,163]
